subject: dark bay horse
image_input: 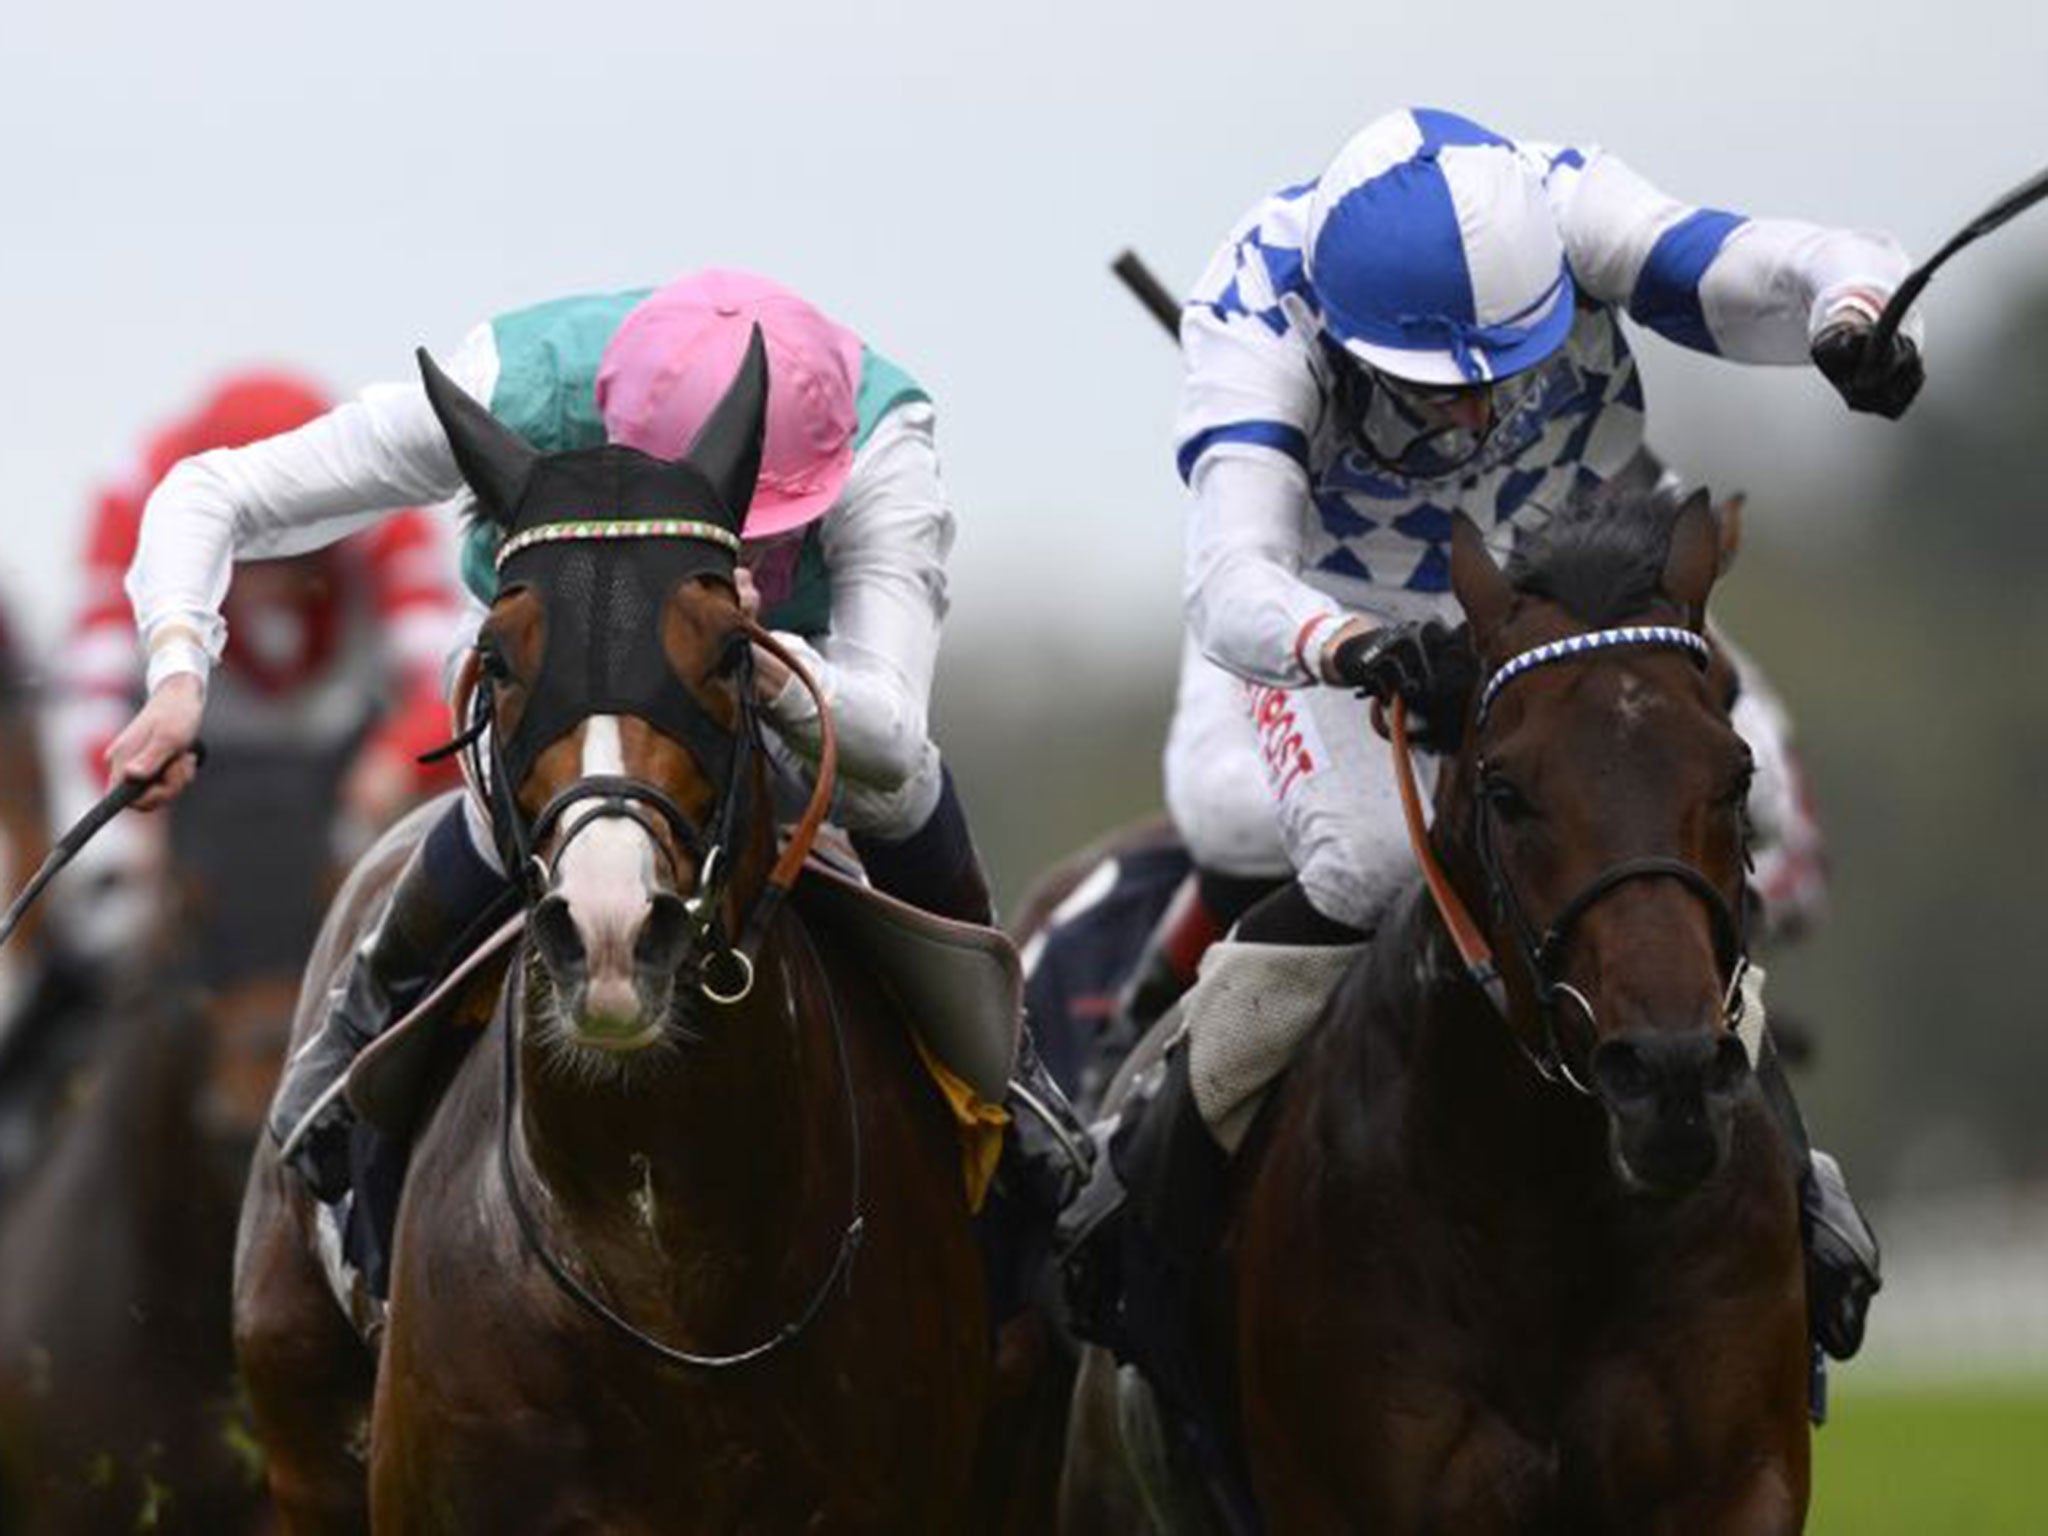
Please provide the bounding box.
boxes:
[0,745,358,1531]
[0,980,287,1533]
[1064,493,1808,1533]
[234,335,991,1532]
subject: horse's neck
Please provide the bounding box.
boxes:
[1343,888,1610,1207]
[513,919,836,1273]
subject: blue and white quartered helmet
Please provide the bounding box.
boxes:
[1306,109,1575,387]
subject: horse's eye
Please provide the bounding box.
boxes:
[1722,760,1756,809]
[477,639,513,682]
[1482,772,1536,822]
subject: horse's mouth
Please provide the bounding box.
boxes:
[530,952,679,1058]
[1605,1110,1733,1199]
[572,1014,666,1053]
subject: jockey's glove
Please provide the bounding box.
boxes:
[1330,620,1478,753]
[1812,320,1924,420]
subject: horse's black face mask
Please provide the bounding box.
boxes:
[416,327,771,901]
[492,532,744,797]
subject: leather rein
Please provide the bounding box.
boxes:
[1385,626,1752,1096]
[443,620,863,1370]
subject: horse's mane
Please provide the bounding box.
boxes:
[1504,476,1694,627]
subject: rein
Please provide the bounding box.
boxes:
[497,913,864,1371]
[1386,625,1751,1095]
[474,620,857,1370]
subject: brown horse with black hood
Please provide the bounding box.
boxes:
[1063,490,1809,1533]
[233,332,990,1533]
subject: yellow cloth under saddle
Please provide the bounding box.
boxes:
[912,1035,1010,1213]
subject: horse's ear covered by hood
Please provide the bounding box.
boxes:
[682,323,770,523]
[1661,488,1721,631]
[1450,511,1515,645]
[416,347,538,528]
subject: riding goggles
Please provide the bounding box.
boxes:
[1334,350,1566,484]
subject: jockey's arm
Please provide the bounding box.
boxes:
[752,401,953,793]
[111,327,495,804]
[1184,451,1371,687]
[124,325,495,700]
[1177,258,1376,690]
[1545,146,1921,363]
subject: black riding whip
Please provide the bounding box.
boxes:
[1111,249,1183,340]
[0,745,204,950]
[1868,162,2048,361]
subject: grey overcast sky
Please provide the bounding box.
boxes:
[3,0,2042,650]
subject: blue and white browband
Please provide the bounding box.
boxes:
[1476,625,1711,727]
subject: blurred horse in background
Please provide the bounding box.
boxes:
[0,626,53,1096]
[0,724,373,1532]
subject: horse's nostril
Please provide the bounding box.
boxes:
[1591,1038,1652,1103]
[534,894,586,979]
[636,892,692,971]
[1708,1031,1752,1096]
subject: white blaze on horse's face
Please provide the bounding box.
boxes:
[553,716,660,1046]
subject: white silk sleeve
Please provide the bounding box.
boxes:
[127,323,499,692]
[1699,218,1919,363]
[1553,149,1918,365]
[759,401,953,792]
[1184,451,1344,688]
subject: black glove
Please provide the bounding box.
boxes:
[1328,620,1477,752]
[1812,320,1924,420]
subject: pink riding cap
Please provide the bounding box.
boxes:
[596,270,864,541]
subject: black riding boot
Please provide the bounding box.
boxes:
[1060,880,1360,1417]
[1753,1033,1880,1418]
[270,805,509,1200]
[1059,1044,1226,1419]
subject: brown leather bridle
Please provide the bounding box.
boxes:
[1383,636,1752,1096]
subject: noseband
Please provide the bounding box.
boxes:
[1391,624,1752,1095]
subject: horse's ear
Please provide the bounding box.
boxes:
[683,324,768,524]
[1663,488,1720,628]
[417,348,536,527]
[1450,513,1514,642]
[1713,491,1746,577]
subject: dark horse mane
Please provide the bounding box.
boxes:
[1504,479,1698,627]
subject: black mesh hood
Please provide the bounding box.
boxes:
[497,528,741,793]
[503,442,743,545]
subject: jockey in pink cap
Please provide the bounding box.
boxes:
[108,270,1083,1226]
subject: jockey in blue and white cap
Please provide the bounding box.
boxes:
[1062,106,1898,1413]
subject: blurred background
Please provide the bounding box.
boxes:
[4,0,2045,1526]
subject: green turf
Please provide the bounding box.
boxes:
[1808,1378,2048,1534]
